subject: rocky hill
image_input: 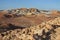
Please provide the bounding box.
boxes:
[0,8,60,40]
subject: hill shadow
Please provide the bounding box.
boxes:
[0,24,26,33]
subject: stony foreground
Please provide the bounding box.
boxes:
[0,17,60,40]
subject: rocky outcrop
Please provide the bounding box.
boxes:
[5,8,41,17]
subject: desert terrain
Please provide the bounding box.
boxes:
[0,8,60,40]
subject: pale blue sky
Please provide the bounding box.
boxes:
[0,0,60,10]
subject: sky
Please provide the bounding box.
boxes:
[0,0,60,10]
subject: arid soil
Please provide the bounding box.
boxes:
[0,8,60,40]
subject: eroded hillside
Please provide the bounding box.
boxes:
[0,8,60,40]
